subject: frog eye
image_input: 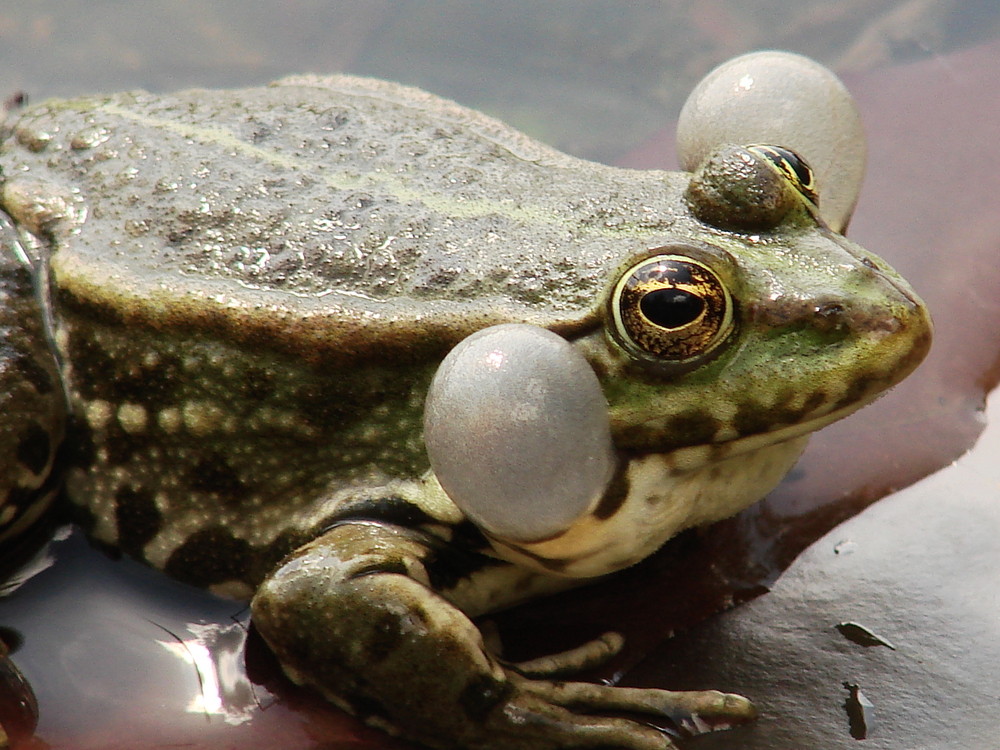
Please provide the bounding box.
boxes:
[610,254,734,365]
[424,324,615,543]
[746,144,818,206]
[676,50,865,233]
[684,143,815,231]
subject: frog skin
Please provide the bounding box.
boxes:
[0,52,930,749]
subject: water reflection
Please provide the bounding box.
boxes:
[0,528,279,747]
[153,620,270,725]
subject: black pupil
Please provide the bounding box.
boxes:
[639,288,704,329]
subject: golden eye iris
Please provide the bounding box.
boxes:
[611,254,735,363]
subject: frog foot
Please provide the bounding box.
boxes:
[504,676,756,742]
[505,634,756,735]
[252,521,756,750]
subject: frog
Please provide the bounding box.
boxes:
[0,51,930,750]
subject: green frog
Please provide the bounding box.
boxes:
[0,51,930,749]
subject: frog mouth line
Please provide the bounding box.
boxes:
[639,393,896,470]
[627,309,932,464]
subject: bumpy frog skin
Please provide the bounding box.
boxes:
[0,52,930,749]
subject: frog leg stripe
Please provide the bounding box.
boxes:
[322,498,504,596]
[319,495,444,532]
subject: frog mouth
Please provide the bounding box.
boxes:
[636,343,929,465]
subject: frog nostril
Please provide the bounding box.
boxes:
[816,302,843,315]
[808,301,853,335]
[815,302,846,321]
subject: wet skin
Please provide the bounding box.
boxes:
[0,68,930,749]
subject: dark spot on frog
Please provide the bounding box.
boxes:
[63,416,96,471]
[106,361,179,412]
[459,674,512,724]
[114,486,162,558]
[296,389,359,433]
[833,374,878,414]
[618,409,723,452]
[164,526,254,588]
[61,330,115,400]
[240,366,276,402]
[591,467,629,521]
[733,403,771,438]
[188,455,248,502]
[734,391,824,437]
[103,427,155,467]
[15,423,51,476]
[669,410,722,447]
[353,607,408,664]
[801,389,827,415]
[12,352,55,395]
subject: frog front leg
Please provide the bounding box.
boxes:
[252,520,751,750]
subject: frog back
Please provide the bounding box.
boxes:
[4,75,684,365]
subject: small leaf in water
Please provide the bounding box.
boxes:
[843,682,876,740]
[836,622,897,650]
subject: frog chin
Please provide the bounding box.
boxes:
[482,385,908,581]
[484,431,811,580]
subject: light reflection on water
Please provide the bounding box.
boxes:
[153,620,267,725]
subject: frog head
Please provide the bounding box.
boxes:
[424,52,931,578]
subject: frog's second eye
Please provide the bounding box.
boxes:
[685,144,816,231]
[610,254,734,365]
[746,144,818,206]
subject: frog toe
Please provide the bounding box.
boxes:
[494,677,678,750]
[524,678,757,734]
[508,631,625,678]
[252,522,684,750]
